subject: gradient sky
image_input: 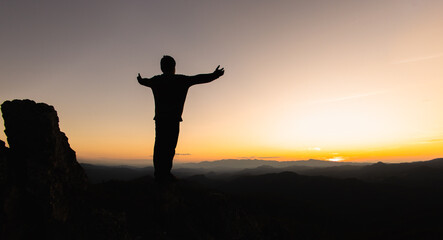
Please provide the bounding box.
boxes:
[1,0,442,165]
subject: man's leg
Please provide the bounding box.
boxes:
[153,121,180,180]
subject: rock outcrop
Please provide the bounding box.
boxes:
[1,99,88,222]
[1,100,128,240]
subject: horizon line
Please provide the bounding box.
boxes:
[78,157,443,167]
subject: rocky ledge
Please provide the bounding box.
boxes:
[0,100,128,240]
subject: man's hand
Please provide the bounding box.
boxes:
[213,65,225,78]
[137,73,142,81]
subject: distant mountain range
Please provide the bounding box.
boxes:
[81,159,369,182]
[81,158,443,184]
[175,158,369,169]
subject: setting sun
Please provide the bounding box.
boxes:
[327,157,345,162]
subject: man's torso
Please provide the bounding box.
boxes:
[149,74,191,122]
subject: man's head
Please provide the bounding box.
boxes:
[160,55,176,74]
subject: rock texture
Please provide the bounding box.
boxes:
[1,99,88,221]
[1,100,129,240]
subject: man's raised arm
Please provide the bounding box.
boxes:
[188,66,225,85]
[137,73,153,87]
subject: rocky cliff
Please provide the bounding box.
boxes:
[1,100,128,240]
[1,99,88,221]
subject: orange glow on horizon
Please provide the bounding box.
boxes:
[327,157,344,162]
[74,138,443,166]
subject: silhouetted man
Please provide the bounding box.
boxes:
[137,55,224,182]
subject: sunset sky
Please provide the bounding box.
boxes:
[1,0,442,165]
